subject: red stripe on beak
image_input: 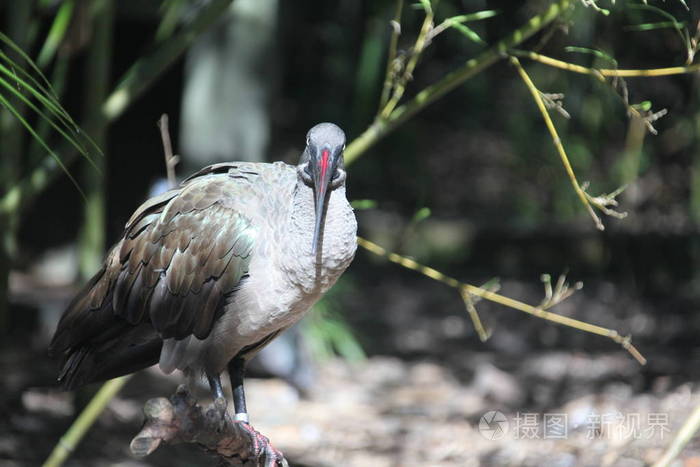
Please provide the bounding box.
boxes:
[320,149,330,179]
[312,149,332,257]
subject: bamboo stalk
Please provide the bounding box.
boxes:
[345,0,573,165]
[512,49,700,77]
[42,376,131,467]
[652,403,700,467]
[78,0,113,280]
[0,0,33,333]
[357,236,646,365]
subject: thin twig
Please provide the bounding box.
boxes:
[512,49,700,77]
[345,0,574,165]
[357,236,647,365]
[510,55,627,231]
[157,114,179,189]
[378,0,404,111]
[379,0,433,119]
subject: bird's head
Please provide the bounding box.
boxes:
[297,122,347,256]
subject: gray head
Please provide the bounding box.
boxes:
[297,123,347,256]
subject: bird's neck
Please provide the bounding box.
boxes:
[283,180,357,292]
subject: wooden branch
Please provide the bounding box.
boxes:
[130,386,288,467]
[157,113,179,189]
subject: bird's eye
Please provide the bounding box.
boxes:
[332,170,340,181]
[304,165,312,177]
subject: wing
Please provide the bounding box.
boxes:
[115,176,255,340]
[51,174,255,356]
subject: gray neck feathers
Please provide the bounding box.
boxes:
[282,179,357,292]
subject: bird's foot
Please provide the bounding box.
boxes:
[235,421,288,467]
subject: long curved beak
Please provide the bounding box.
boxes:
[311,149,332,256]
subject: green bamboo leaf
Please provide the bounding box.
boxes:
[632,100,652,111]
[0,56,102,158]
[413,0,432,14]
[0,75,98,172]
[0,32,100,163]
[564,46,618,67]
[0,62,100,166]
[0,93,85,200]
[628,3,684,26]
[326,319,366,362]
[0,31,62,104]
[351,199,378,210]
[36,0,75,68]
[0,51,75,126]
[155,0,187,42]
[450,21,485,44]
[446,10,499,24]
[411,206,431,223]
[624,21,685,32]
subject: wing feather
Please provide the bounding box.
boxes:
[49,168,258,387]
[113,176,256,340]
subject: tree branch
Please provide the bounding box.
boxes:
[131,386,288,467]
[512,49,700,77]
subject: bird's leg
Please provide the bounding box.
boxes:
[227,356,287,466]
[228,356,248,423]
[207,373,228,421]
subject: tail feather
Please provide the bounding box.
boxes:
[50,249,163,389]
[55,323,162,390]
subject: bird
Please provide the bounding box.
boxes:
[49,122,357,462]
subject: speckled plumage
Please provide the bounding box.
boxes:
[50,128,357,389]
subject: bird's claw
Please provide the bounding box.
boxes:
[236,421,287,467]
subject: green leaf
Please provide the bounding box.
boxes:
[156,0,187,42]
[36,0,75,68]
[305,299,365,363]
[445,10,499,24]
[411,206,431,223]
[628,3,684,26]
[632,100,652,111]
[0,50,76,131]
[351,199,378,210]
[448,21,485,44]
[0,29,102,185]
[0,61,100,168]
[0,75,93,166]
[564,46,618,67]
[0,92,85,200]
[0,31,62,104]
[624,21,685,32]
[412,0,432,15]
